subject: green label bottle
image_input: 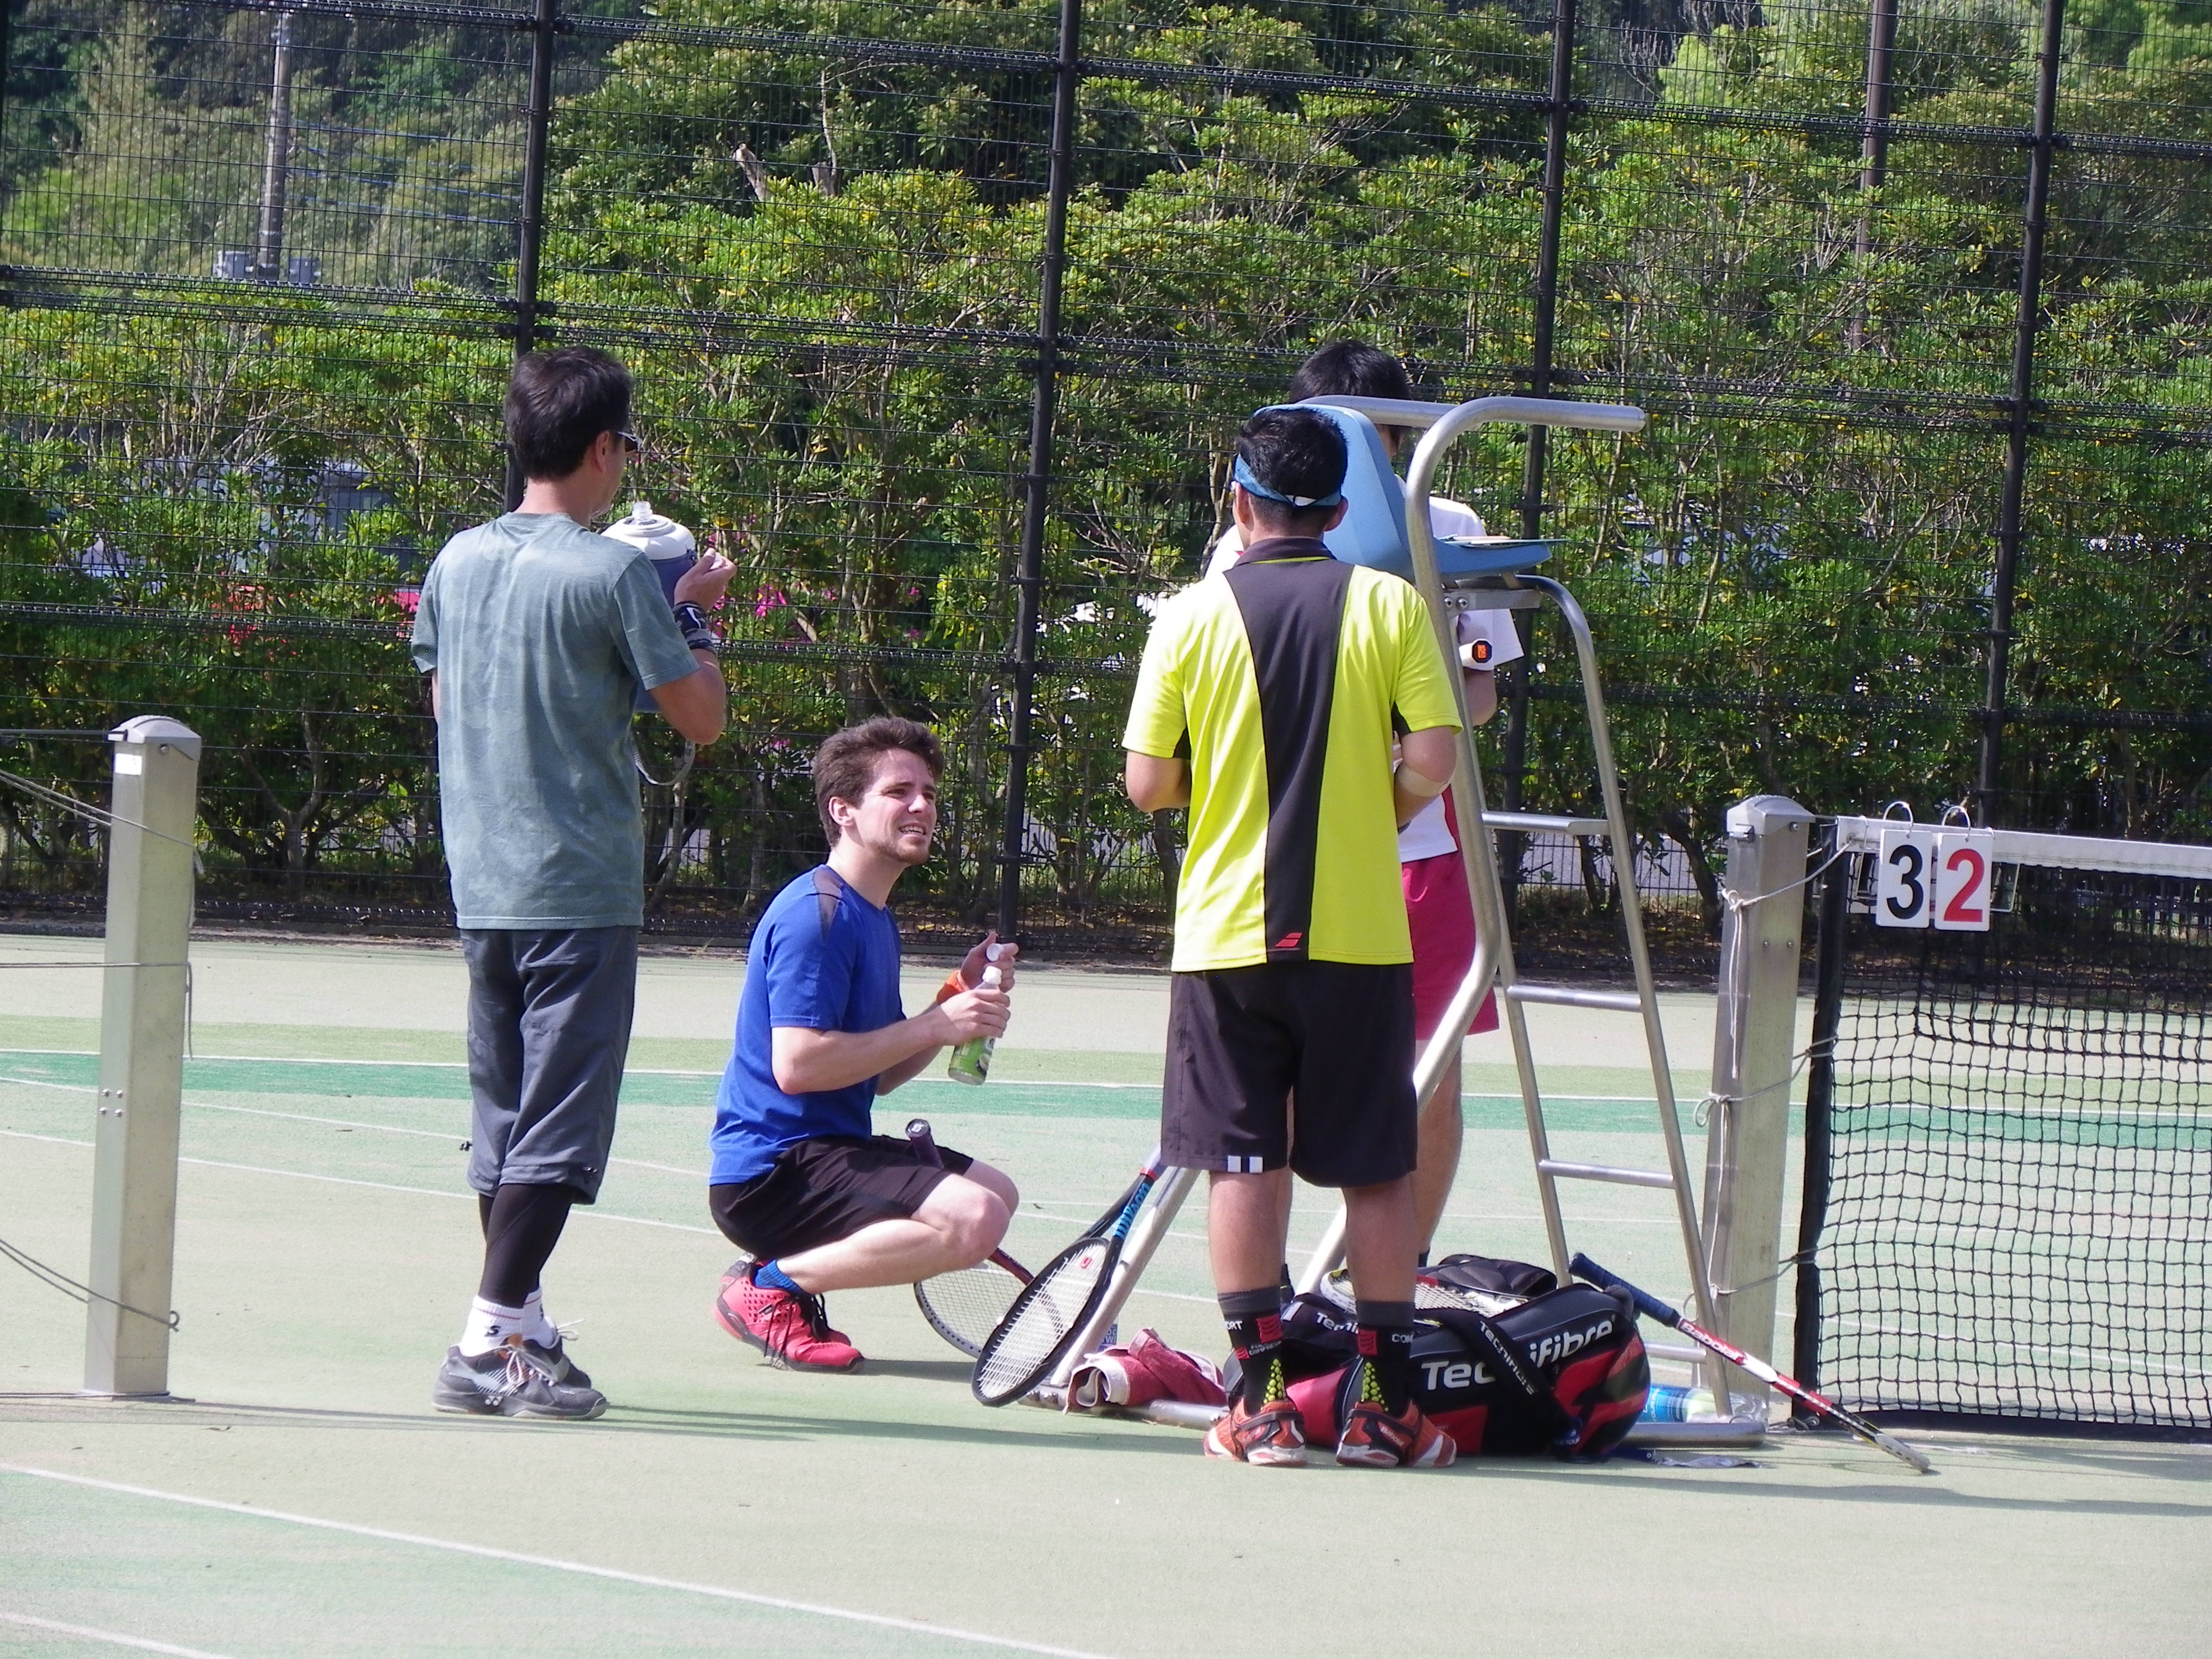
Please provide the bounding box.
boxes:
[946,949,1004,1085]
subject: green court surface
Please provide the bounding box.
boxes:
[3,933,2208,1658]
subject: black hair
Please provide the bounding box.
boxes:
[504,347,633,482]
[1233,407,1348,536]
[813,716,945,846]
[1288,340,1415,405]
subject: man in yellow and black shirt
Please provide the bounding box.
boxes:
[1123,406,1461,1470]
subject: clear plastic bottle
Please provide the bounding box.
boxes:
[1640,1384,1716,1422]
[946,947,1004,1084]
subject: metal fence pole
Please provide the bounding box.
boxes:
[252,12,297,285]
[994,0,1082,938]
[503,0,561,511]
[1701,795,1813,1410]
[1498,0,1577,915]
[1847,0,1898,352]
[1979,0,2066,821]
[83,716,200,1399]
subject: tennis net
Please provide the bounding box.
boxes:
[1795,828,2212,1437]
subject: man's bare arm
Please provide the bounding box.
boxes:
[1125,751,1190,812]
[771,985,1008,1096]
[649,653,729,743]
[1463,668,1498,727]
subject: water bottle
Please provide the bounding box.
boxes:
[1640,1384,1717,1422]
[602,502,698,711]
[946,947,1004,1084]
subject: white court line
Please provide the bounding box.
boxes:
[0,1467,1116,1659]
[0,1074,710,1184]
[0,1130,721,1238]
[0,1610,241,1659]
[3,1050,1675,1101]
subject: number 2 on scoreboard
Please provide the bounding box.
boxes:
[1876,826,1936,928]
[1932,828,1995,932]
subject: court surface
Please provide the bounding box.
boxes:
[2,932,2207,1658]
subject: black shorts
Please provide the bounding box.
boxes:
[1162,960,1416,1188]
[708,1134,975,1261]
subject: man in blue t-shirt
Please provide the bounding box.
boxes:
[708,717,1017,1370]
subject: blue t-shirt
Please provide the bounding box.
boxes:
[710,867,905,1184]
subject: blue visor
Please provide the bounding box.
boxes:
[1233,455,1342,510]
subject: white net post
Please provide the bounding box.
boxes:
[82,716,201,1399]
[1700,795,1813,1413]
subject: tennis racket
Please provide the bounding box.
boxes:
[1571,1254,1935,1475]
[906,1119,1033,1358]
[971,1147,1165,1407]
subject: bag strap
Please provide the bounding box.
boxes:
[1427,1305,1545,1401]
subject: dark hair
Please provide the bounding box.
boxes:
[504,347,633,481]
[1233,407,1348,535]
[813,717,946,846]
[1288,340,1415,405]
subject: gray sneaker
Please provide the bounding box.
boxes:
[432,1343,606,1420]
[521,1334,590,1390]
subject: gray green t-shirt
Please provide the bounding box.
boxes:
[410,512,701,929]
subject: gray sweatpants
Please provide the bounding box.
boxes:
[461,927,639,1203]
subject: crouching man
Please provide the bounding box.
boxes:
[708,717,1019,1370]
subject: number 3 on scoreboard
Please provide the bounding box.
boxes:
[1932,828,1995,932]
[1876,826,1937,928]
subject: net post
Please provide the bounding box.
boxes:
[82,716,200,1400]
[1702,795,1814,1413]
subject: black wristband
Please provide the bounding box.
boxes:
[672,601,719,653]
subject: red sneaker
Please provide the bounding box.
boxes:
[1335,1399,1457,1468]
[714,1265,863,1371]
[1203,1397,1308,1467]
[718,1258,852,1347]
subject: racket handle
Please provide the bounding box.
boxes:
[906,1119,944,1168]
[1570,1254,1683,1329]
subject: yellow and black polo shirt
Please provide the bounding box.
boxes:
[1124,537,1461,972]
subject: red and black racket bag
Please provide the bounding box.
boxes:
[1271,1283,1649,1460]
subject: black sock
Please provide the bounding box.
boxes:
[478,1182,580,1309]
[1354,1299,1418,1415]
[1220,1286,1287,1412]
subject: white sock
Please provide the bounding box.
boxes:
[521,1290,559,1347]
[458,1296,528,1358]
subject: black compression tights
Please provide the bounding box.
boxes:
[477,1182,581,1308]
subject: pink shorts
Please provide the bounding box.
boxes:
[1405,850,1497,1041]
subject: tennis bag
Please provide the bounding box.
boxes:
[1271,1282,1650,1460]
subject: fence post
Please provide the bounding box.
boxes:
[82,716,200,1399]
[995,0,1082,938]
[1701,794,1813,1410]
[1978,0,2065,821]
[1847,0,1898,352]
[1498,0,1577,915]
[503,0,561,511]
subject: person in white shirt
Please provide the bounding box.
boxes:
[1206,340,1517,1260]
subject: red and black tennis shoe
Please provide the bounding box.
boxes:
[1203,1396,1308,1466]
[715,1262,863,1371]
[1334,1399,1457,1468]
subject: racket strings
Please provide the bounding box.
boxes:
[916,1262,1024,1358]
[973,1250,1109,1402]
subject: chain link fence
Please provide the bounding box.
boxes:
[3,0,2208,954]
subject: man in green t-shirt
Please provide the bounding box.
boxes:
[411,346,734,1421]
[1123,406,1462,1469]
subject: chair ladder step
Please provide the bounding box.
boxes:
[1506,982,1645,1013]
[1480,811,1613,839]
[1537,1158,1676,1190]
[1645,1341,1706,1364]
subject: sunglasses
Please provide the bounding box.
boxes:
[614,429,642,456]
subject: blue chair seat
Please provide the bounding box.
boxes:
[1434,536,1552,580]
